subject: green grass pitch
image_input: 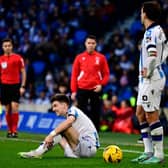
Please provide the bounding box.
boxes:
[0,131,167,168]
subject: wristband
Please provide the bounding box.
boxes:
[50,130,57,137]
[21,85,25,88]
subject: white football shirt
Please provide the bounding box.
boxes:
[67,106,100,147]
[139,23,166,82]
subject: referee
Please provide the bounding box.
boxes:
[0,38,26,138]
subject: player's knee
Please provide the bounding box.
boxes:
[80,146,97,157]
[145,112,159,123]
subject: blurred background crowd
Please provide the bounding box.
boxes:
[0,0,168,133]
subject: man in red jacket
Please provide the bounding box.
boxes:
[71,35,110,131]
[0,38,26,138]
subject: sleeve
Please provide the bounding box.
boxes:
[145,29,157,57]
[162,39,168,62]
[100,56,110,85]
[145,29,157,77]
[19,55,25,69]
[70,56,80,93]
[67,107,78,119]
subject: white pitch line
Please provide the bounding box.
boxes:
[0,137,168,157]
[99,147,168,157]
[0,136,41,143]
[124,149,168,157]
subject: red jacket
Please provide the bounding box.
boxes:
[0,53,25,84]
[71,51,110,92]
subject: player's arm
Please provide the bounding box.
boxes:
[44,115,75,144]
[100,56,110,85]
[143,35,157,78]
[143,55,156,78]
[20,67,26,88]
[52,115,75,136]
[19,56,26,93]
[20,67,26,96]
[71,56,80,100]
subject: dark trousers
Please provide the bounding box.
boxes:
[77,89,101,132]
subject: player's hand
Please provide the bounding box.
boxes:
[141,68,148,78]
[20,87,25,96]
[44,135,54,149]
[71,92,76,101]
[93,85,102,92]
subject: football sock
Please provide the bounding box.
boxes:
[35,142,48,155]
[11,113,19,133]
[35,135,62,155]
[64,143,78,158]
[140,122,153,153]
[5,113,12,133]
[53,134,62,145]
[150,121,164,159]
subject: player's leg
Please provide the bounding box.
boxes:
[10,84,21,137]
[62,127,97,158]
[59,137,78,158]
[90,91,101,132]
[62,126,79,149]
[76,89,90,116]
[18,126,79,159]
[73,134,97,157]
[131,83,154,163]
[131,105,153,162]
[140,111,164,164]
[140,79,165,164]
[11,102,19,137]
[18,133,62,158]
[5,104,13,137]
[1,84,13,137]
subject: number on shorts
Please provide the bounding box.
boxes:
[142,95,148,101]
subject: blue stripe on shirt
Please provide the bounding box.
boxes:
[157,66,165,78]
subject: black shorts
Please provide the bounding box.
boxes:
[1,84,20,105]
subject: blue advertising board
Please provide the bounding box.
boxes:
[0,111,65,134]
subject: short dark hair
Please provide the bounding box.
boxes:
[142,1,161,22]
[2,38,13,44]
[85,35,97,41]
[51,93,70,105]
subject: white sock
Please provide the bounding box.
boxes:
[150,125,164,159]
[64,143,78,158]
[53,134,62,145]
[140,122,153,153]
[35,142,48,155]
[35,135,62,155]
[143,137,153,154]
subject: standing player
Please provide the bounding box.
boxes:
[0,38,26,138]
[18,94,99,159]
[71,35,110,132]
[131,1,167,164]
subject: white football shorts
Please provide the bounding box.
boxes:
[137,78,165,112]
[73,134,97,157]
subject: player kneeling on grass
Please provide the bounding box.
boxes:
[18,94,100,159]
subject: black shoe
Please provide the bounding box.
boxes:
[6,132,12,138]
[12,132,18,138]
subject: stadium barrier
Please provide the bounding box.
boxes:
[19,103,51,113]
[0,111,65,134]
